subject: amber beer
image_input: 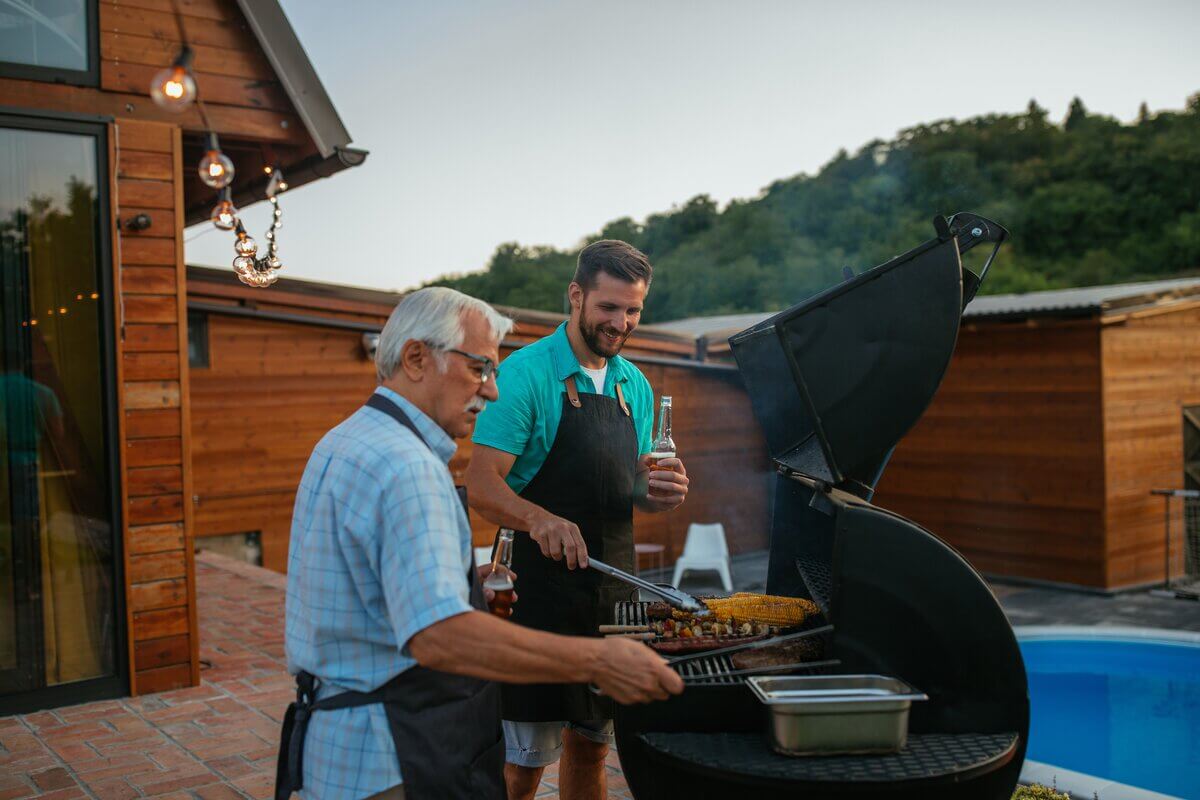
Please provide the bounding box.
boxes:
[649,395,676,497]
[485,528,515,618]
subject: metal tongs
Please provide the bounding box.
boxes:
[587,557,709,614]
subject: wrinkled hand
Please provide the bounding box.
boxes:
[528,511,588,569]
[477,563,518,610]
[591,638,684,704]
[642,455,689,511]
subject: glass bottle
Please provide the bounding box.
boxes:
[485,529,515,618]
[649,396,676,496]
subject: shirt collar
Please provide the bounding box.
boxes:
[549,322,630,385]
[373,386,458,464]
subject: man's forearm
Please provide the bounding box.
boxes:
[465,463,549,530]
[409,610,600,684]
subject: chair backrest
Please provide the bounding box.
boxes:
[682,523,729,559]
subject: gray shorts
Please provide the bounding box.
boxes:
[502,718,615,767]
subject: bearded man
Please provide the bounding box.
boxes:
[465,240,690,800]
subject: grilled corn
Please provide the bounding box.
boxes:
[699,593,819,626]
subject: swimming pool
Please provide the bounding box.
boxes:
[1018,627,1200,799]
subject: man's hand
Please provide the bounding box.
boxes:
[528,511,589,569]
[590,638,684,704]
[640,454,689,512]
[477,564,518,612]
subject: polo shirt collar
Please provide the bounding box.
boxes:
[373,386,458,464]
[549,322,631,386]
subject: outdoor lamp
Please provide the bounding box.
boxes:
[150,46,197,111]
[210,188,238,230]
[198,132,235,189]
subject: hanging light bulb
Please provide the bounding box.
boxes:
[210,188,238,230]
[150,46,197,112]
[198,132,234,189]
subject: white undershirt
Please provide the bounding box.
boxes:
[580,364,608,393]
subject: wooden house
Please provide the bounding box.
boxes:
[0,0,363,712]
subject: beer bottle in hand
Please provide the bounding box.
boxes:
[485,529,515,618]
[649,395,675,497]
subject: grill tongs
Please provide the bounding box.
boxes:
[587,557,708,614]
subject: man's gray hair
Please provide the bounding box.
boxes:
[375,287,513,381]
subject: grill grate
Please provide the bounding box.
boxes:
[613,601,837,685]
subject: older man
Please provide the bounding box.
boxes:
[276,288,681,800]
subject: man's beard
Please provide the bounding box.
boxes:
[579,308,631,358]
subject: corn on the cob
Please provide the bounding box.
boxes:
[698,593,818,626]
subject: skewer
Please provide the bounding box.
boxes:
[598,624,651,633]
[666,624,834,665]
[604,632,656,640]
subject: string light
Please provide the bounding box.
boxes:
[198,132,234,189]
[150,46,197,112]
[210,187,238,230]
[231,167,286,287]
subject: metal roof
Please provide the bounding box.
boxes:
[648,277,1200,341]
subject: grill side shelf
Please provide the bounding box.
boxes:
[636,731,1019,785]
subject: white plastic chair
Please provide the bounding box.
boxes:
[474,546,494,567]
[671,523,733,592]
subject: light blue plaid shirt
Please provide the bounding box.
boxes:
[285,387,475,799]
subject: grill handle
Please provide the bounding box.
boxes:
[679,658,842,684]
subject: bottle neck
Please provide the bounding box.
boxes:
[493,530,514,571]
[656,400,673,442]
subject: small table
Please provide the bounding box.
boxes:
[634,543,666,576]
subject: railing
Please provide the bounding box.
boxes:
[1151,489,1200,599]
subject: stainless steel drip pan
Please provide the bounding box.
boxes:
[747,675,927,756]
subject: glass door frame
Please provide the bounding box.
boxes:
[0,108,128,714]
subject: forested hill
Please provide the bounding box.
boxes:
[429,95,1200,324]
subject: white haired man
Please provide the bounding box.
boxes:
[275,287,682,800]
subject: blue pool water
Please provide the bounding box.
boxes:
[1019,632,1200,799]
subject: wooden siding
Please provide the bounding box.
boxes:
[186,299,769,572]
[1101,305,1200,587]
[114,120,198,694]
[872,320,1109,587]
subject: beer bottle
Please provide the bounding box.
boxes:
[485,529,515,618]
[649,396,676,497]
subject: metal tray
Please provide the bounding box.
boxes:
[747,675,927,756]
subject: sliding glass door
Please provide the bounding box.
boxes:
[0,114,123,712]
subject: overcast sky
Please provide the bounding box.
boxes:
[184,0,1200,292]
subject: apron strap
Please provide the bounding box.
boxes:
[564,376,582,408]
[614,382,631,417]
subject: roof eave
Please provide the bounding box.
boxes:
[233,0,354,159]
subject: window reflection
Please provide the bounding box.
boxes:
[0,0,89,73]
[1,125,114,693]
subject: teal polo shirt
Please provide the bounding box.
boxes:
[473,322,655,494]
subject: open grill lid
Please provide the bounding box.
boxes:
[728,213,1007,492]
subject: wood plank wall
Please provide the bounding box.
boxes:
[0,0,304,149]
[114,119,198,694]
[1101,304,1200,587]
[872,320,1109,587]
[187,306,770,572]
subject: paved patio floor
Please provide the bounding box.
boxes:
[3,549,1197,799]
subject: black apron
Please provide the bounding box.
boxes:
[502,375,639,722]
[275,393,504,800]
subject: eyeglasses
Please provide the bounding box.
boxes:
[440,347,500,383]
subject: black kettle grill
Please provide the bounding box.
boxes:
[612,213,1028,799]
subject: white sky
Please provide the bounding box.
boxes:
[184,0,1200,292]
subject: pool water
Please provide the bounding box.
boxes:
[1019,634,1200,799]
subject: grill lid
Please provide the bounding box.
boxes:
[728,213,1007,488]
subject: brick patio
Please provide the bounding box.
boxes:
[1,552,629,799]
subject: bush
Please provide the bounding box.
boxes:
[1012,784,1072,799]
